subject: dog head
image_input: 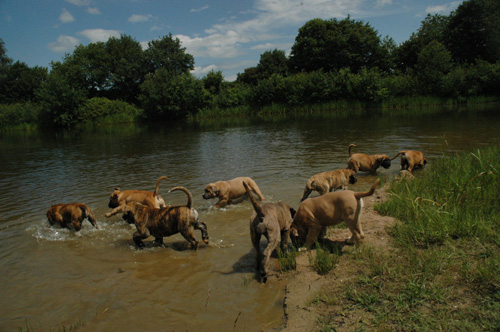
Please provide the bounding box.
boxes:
[108,188,122,208]
[376,155,391,169]
[289,221,306,246]
[202,184,219,200]
[121,202,138,224]
[344,169,358,184]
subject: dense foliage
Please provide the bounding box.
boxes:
[1,0,499,128]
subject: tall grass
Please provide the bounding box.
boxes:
[313,145,500,331]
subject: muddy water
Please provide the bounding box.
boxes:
[1,106,500,331]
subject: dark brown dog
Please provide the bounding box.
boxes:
[244,182,295,282]
[347,144,391,174]
[391,150,427,172]
[122,186,208,249]
[301,169,357,201]
[291,179,380,249]
[105,176,168,218]
[46,203,98,231]
[202,177,265,208]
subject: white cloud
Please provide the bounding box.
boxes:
[128,14,154,23]
[78,29,121,43]
[59,8,75,23]
[192,64,219,76]
[48,35,80,52]
[65,0,91,6]
[426,1,461,14]
[191,5,209,13]
[377,0,392,7]
[176,0,364,60]
[87,7,101,15]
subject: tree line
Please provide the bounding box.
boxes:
[1,0,499,128]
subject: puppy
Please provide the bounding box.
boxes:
[291,179,380,249]
[244,182,295,282]
[105,176,168,218]
[347,144,391,174]
[301,169,357,201]
[122,186,208,249]
[202,177,265,208]
[391,150,427,172]
[46,203,98,231]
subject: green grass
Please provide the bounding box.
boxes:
[313,145,500,331]
[308,242,340,275]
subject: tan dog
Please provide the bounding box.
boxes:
[244,182,295,282]
[202,176,265,208]
[122,186,209,249]
[105,176,168,218]
[291,179,380,249]
[347,144,391,174]
[391,150,427,172]
[46,203,98,231]
[301,169,357,201]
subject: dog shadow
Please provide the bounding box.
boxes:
[314,238,348,255]
[115,238,208,251]
[217,249,256,276]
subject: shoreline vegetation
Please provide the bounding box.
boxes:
[283,144,500,331]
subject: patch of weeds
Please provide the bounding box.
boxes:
[277,246,299,272]
[309,242,339,275]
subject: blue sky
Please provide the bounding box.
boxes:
[0,0,462,81]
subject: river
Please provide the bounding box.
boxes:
[1,105,499,331]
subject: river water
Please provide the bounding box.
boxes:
[1,105,499,331]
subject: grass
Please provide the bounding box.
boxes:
[308,242,340,275]
[277,247,299,272]
[15,317,86,332]
[312,144,500,331]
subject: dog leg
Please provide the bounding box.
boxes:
[105,205,125,218]
[194,221,209,244]
[133,230,149,248]
[179,225,200,250]
[303,225,322,249]
[215,197,229,208]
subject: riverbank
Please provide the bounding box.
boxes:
[277,144,500,331]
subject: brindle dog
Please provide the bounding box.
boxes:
[122,186,209,249]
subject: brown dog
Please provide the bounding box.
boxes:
[46,203,98,231]
[122,186,209,249]
[202,177,265,208]
[105,176,168,218]
[391,150,427,172]
[301,169,357,201]
[347,144,391,174]
[291,179,380,249]
[244,182,295,282]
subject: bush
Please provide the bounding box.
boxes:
[76,97,141,123]
[0,102,40,129]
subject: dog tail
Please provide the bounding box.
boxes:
[169,186,193,209]
[348,144,357,157]
[390,151,405,161]
[243,181,264,219]
[354,179,380,199]
[154,176,169,196]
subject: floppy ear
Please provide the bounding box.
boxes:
[212,185,220,195]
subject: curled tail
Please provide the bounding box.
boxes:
[354,179,380,199]
[169,186,193,208]
[390,151,405,161]
[154,176,168,196]
[243,182,264,219]
[348,144,357,157]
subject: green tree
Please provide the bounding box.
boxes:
[256,49,289,79]
[105,35,146,103]
[0,39,13,102]
[236,66,259,85]
[288,17,387,73]
[139,69,208,120]
[445,0,500,64]
[1,61,47,103]
[415,40,452,95]
[37,62,87,127]
[144,34,195,74]
[203,70,224,94]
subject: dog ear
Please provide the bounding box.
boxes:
[212,185,219,195]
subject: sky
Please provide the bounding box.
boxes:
[0,0,462,81]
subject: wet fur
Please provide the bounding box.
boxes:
[122,186,208,249]
[46,203,98,231]
[202,176,265,208]
[301,169,357,201]
[105,176,168,218]
[244,182,295,282]
[291,179,380,249]
[347,144,391,174]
